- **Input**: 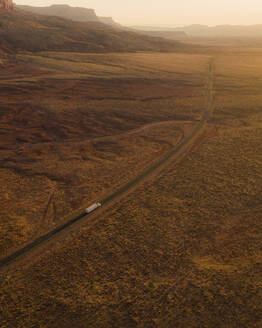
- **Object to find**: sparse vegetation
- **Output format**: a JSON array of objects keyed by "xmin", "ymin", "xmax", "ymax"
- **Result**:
[
  {"xmin": 0, "ymin": 51, "xmax": 208, "ymax": 254},
  {"xmin": 1, "ymin": 24, "xmax": 262, "ymax": 328}
]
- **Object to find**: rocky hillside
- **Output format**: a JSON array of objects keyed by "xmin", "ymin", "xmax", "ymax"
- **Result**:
[
  {"xmin": 0, "ymin": 0, "xmax": 13, "ymax": 10},
  {"xmin": 15, "ymin": 4, "xmax": 188, "ymax": 41},
  {"xmin": 99, "ymin": 16, "xmax": 121, "ymax": 26},
  {"xmin": 17, "ymin": 4, "xmax": 122, "ymax": 27},
  {"xmin": 0, "ymin": 10, "xmax": 184, "ymax": 53},
  {"xmin": 16, "ymin": 4, "xmax": 99, "ymax": 22}
]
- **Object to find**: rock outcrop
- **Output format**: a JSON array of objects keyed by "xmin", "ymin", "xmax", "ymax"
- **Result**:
[
  {"xmin": 16, "ymin": 4, "xmax": 99, "ymax": 22},
  {"xmin": 99, "ymin": 16, "xmax": 120, "ymax": 27},
  {"xmin": 0, "ymin": 0, "xmax": 13, "ymax": 10}
]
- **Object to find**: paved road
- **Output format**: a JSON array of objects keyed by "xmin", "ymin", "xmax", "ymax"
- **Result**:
[{"xmin": 0, "ymin": 59, "xmax": 214, "ymax": 270}]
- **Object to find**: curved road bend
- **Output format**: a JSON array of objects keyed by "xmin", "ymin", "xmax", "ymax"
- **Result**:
[{"xmin": 0, "ymin": 59, "xmax": 214, "ymax": 270}]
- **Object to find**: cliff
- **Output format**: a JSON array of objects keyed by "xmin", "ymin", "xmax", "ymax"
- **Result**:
[
  {"xmin": 0, "ymin": 0, "xmax": 13, "ymax": 10},
  {"xmin": 99, "ymin": 16, "xmax": 120, "ymax": 27},
  {"xmin": 16, "ymin": 4, "xmax": 99, "ymax": 22}
]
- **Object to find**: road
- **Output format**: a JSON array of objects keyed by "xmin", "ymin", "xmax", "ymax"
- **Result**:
[{"xmin": 0, "ymin": 58, "xmax": 214, "ymax": 270}]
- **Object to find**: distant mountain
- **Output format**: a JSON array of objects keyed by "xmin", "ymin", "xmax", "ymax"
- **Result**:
[
  {"xmin": 175, "ymin": 24, "xmax": 262, "ymax": 37},
  {"xmin": 97, "ymin": 18, "xmax": 188, "ymax": 41},
  {"xmin": 132, "ymin": 23, "xmax": 262, "ymax": 38},
  {"xmin": 0, "ymin": 9, "xmax": 184, "ymax": 53},
  {"xmin": 131, "ymin": 25, "xmax": 186, "ymax": 32},
  {"xmin": 16, "ymin": 4, "xmax": 99, "ymax": 22},
  {"xmin": 15, "ymin": 4, "xmax": 188, "ymax": 41},
  {"xmin": 133, "ymin": 30, "xmax": 187, "ymax": 41},
  {"xmin": 126, "ymin": 26, "xmax": 187, "ymax": 41}
]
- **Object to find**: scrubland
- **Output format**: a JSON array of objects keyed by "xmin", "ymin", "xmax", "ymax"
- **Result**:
[
  {"xmin": 0, "ymin": 52, "xmax": 207, "ymax": 255},
  {"xmin": 1, "ymin": 43, "xmax": 262, "ymax": 327}
]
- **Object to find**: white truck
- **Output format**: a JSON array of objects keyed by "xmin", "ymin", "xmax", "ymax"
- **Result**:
[{"xmin": 85, "ymin": 203, "xmax": 102, "ymax": 214}]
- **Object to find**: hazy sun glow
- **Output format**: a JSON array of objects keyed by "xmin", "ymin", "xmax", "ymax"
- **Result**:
[{"xmin": 14, "ymin": 0, "xmax": 262, "ymax": 26}]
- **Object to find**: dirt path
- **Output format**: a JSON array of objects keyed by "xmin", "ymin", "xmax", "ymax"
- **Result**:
[{"xmin": 0, "ymin": 58, "xmax": 214, "ymax": 272}]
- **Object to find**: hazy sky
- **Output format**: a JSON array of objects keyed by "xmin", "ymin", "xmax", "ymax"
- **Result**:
[{"xmin": 14, "ymin": 0, "xmax": 262, "ymax": 26}]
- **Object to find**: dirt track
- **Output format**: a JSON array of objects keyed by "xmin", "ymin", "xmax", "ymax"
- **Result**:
[
  {"xmin": 1, "ymin": 118, "xmax": 194, "ymax": 152},
  {"xmin": 0, "ymin": 58, "xmax": 214, "ymax": 272}
]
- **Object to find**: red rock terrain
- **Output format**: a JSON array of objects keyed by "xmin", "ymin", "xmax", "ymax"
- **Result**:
[{"xmin": 0, "ymin": 0, "xmax": 13, "ymax": 10}]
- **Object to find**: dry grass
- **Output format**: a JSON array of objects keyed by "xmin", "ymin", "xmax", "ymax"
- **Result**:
[
  {"xmin": 0, "ymin": 51, "xmax": 208, "ymax": 254},
  {"xmin": 1, "ymin": 114, "xmax": 262, "ymax": 327},
  {"xmin": 16, "ymin": 52, "xmax": 208, "ymax": 79},
  {"xmin": 1, "ymin": 42, "xmax": 262, "ymax": 327}
]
